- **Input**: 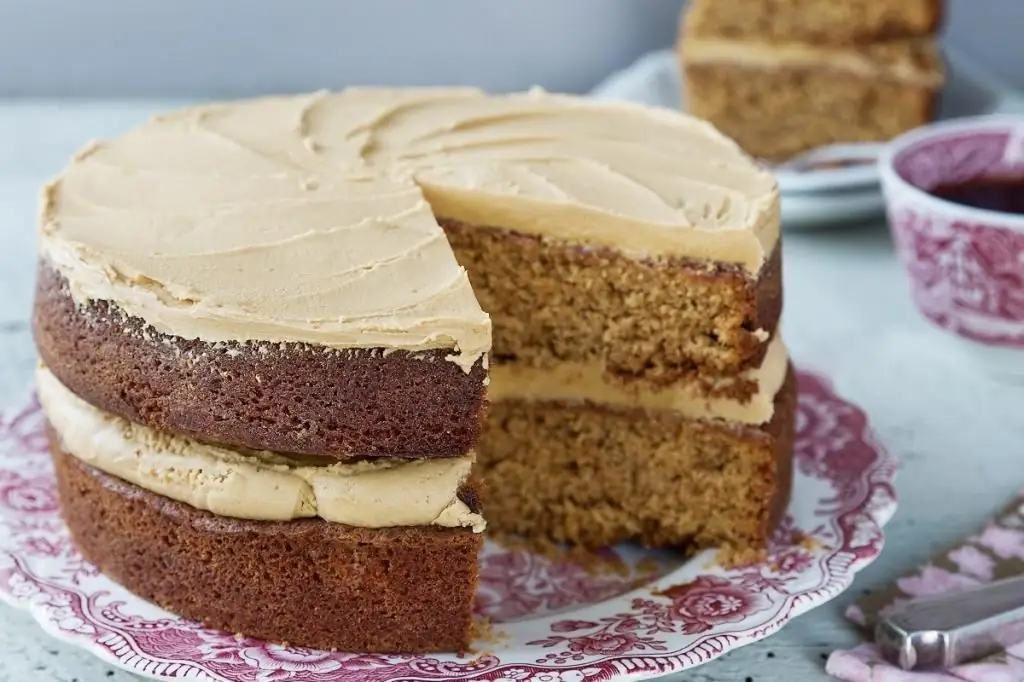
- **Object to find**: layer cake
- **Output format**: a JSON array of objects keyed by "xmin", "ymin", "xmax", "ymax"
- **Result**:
[{"xmin": 34, "ymin": 88, "xmax": 793, "ymax": 652}]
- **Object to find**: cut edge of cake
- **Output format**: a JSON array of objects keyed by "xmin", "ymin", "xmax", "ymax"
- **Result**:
[
  {"xmin": 479, "ymin": 364, "xmax": 796, "ymax": 557},
  {"xmin": 440, "ymin": 218, "xmax": 782, "ymax": 382}
]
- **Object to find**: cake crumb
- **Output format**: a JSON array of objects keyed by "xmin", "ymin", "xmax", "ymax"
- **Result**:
[
  {"xmin": 469, "ymin": 616, "xmax": 509, "ymax": 655},
  {"xmin": 635, "ymin": 556, "xmax": 661, "ymax": 576},
  {"xmin": 703, "ymin": 545, "xmax": 768, "ymax": 571},
  {"xmin": 797, "ymin": 532, "xmax": 823, "ymax": 552},
  {"xmin": 471, "ymin": 617, "xmax": 495, "ymax": 645}
]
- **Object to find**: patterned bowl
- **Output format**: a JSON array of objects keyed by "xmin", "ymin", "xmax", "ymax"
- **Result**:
[{"xmin": 879, "ymin": 116, "xmax": 1024, "ymax": 371}]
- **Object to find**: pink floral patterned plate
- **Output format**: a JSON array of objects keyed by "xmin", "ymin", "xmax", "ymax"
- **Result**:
[{"xmin": 0, "ymin": 369, "xmax": 896, "ymax": 682}]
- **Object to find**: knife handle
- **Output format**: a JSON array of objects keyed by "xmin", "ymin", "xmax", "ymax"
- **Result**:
[{"xmin": 875, "ymin": 575, "xmax": 1024, "ymax": 670}]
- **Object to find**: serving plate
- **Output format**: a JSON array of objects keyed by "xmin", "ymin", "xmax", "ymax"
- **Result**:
[{"xmin": 0, "ymin": 369, "xmax": 895, "ymax": 681}]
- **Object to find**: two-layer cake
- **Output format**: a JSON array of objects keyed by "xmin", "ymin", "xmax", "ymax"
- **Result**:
[{"xmin": 34, "ymin": 88, "xmax": 793, "ymax": 653}]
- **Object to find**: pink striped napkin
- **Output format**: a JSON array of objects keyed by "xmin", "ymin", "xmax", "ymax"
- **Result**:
[{"xmin": 827, "ymin": 489, "xmax": 1024, "ymax": 681}]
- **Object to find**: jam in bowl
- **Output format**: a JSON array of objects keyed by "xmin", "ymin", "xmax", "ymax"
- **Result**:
[{"xmin": 879, "ymin": 115, "xmax": 1024, "ymax": 355}]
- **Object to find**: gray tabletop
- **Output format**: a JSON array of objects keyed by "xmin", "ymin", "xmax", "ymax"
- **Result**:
[{"xmin": 1, "ymin": 101, "xmax": 1022, "ymax": 682}]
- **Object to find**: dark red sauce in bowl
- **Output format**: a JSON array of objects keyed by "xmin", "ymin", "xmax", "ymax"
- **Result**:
[{"xmin": 931, "ymin": 175, "xmax": 1024, "ymax": 215}]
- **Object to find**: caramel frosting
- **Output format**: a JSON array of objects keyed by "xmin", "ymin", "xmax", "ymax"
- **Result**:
[
  {"xmin": 37, "ymin": 366, "xmax": 485, "ymax": 532},
  {"xmin": 40, "ymin": 88, "xmax": 779, "ymax": 367},
  {"xmin": 489, "ymin": 334, "xmax": 789, "ymax": 424},
  {"xmin": 682, "ymin": 37, "xmax": 944, "ymax": 88}
]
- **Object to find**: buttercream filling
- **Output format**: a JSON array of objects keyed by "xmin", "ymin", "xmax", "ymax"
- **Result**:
[
  {"xmin": 40, "ymin": 88, "xmax": 779, "ymax": 370},
  {"xmin": 488, "ymin": 334, "xmax": 788, "ymax": 425},
  {"xmin": 682, "ymin": 37, "xmax": 944, "ymax": 88},
  {"xmin": 36, "ymin": 367, "xmax": 485, "ymax": 532}
]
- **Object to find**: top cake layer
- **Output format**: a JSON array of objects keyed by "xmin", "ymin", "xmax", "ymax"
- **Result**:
[
  {"xmin": 685, "ymin": 0, "xmax": 943, "ymax": 45},
  {"xmin": 40, "ymin": 89, "xmax": 778, "ymax": 367}
]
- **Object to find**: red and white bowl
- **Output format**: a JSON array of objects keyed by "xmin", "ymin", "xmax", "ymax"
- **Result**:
[{"xmin": 879, "ymin": 115, "xmax": 1024, "ymax": 371}]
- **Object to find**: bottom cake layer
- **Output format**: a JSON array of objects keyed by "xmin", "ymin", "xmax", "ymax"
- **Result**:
[
  {"xmin": 50, "ymin": 438, "xmax": 482, "ymax": 653},
  {"xmin": 479, "ymin": 367, "xmax": 796, "ymax": 557},
  {"xmin": 682, "ymin": 56, "xmax": 938, "ymax": 162}
]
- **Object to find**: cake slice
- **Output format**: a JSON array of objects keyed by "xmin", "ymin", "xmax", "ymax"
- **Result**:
[{"xmin": 679, "ymin": 0, "xmax": 945, "ymax": 162}]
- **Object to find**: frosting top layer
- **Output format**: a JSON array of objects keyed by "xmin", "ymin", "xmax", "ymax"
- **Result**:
[{"xmin": 41, "ymin": 89, "xmax": 779, "ymax": 362}]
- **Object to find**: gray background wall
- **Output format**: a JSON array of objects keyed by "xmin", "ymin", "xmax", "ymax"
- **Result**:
[{"xmin": 0, "ymin": 0, "xmax": 1020, "ymax": 98}]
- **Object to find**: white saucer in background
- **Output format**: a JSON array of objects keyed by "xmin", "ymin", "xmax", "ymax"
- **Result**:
[
  {"xmin": 782, "ymin": 187, "xmax": 887, "ymax": 230},
  {"xmin": 591, "ymin": 46, "xmax": 1024, "ymax": 229}
]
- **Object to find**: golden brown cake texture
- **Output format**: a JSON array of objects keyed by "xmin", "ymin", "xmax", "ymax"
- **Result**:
[
  {"xmin": 685, "ymin": 0, "xmax": 943, "ymax": 44},
  {"xmin": 442, "ymin": 214, "xmax": 793, "ymax": 552},
  {"xmin": 34, "ymin": 87, "xmax": 793, "ymax": 652},
  {"xmin": 679, "ymin": 0, "xmax": 945, "ymax": 161},
  {"xmin": 37, "ymin": 362, "xmax": 485, "ymax": 652},
  {"xmin": 444, "ymin": 220, "xmax": 782, "ymax": 381},
  {"xmin": 452, "ymin": 229, "xmax": 793, "ymax": 553},
  {"xmin": 480, "ymin": 366, "xmax": 795, "ymax": 553},
  {"xmin": 52, "ymin": 444, "xmax": 482, "ymax": 653},
  {"xmin": 33, "ymin": 263, "xmax": 487, "ymax": 460}
]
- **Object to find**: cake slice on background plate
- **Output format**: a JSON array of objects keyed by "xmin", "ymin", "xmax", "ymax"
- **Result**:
[{"xmin": 679, "ymin": 0, "xmax": 946, "ymax": 161}]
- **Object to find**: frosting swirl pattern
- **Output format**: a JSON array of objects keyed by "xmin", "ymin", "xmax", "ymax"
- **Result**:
[{"xmin": 40, "ymin": 89, "xmax": 779, "ymax": 368}]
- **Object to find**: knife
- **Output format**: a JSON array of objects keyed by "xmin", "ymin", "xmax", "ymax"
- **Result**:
[{"xmin": 875, "ymin": 575, "xmax": 1024, "ymax": 670}]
